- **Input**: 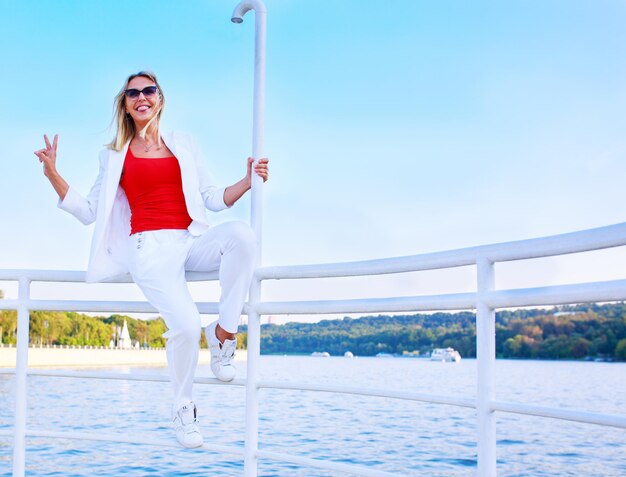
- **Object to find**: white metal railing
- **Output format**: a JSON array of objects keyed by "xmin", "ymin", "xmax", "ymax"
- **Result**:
[{"xmin": 2, "ymin": 221, "xmax": 626, "ymax": 477}]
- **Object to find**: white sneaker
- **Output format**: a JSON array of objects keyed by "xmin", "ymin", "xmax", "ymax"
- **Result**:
[
  {"xmin": 172, "ymin": 402, "xmax": 203, "ymax": 448},
  {"xmin": 205, "ymin": 320, "xmax": 237, "ymax": 382}
]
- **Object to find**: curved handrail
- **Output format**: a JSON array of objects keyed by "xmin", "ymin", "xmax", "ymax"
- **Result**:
[
  {"xmin": 257, "ymin": 221, "xmax": 626, "ymax": 280},
  {"xmin": 2, "ymin": 221, "xmax": 625, "ymax": 284},
  {"xmin": 0, "ymin": 269, "xmax": 218, "ymax": 282}
]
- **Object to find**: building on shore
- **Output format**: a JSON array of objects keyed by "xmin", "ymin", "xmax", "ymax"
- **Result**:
[{"xmin": 109, "ymin": 320, "xmax": 133, "ymax": 349}]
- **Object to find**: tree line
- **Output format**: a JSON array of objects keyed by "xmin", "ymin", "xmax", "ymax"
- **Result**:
[
  {"xmin": 247, "ymin": 303, "xmax": 626, "ymax": 360},
  {"xmin": 1, "ymin": 303, "xmax": 625, "ymax": 360},
  {"xmin": 0, "ymin": 311, "xmax": 169, "ymax": 348}
]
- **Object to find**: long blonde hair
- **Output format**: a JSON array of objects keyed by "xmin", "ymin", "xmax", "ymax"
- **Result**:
[{"xmin": 108, "ymin": 71, "xmax": 165, "ymax": 151}]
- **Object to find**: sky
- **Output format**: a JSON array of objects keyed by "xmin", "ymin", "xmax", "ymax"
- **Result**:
[{"xmin": 1, "ymin": 0, "xmax": 626, "ymax": 324}]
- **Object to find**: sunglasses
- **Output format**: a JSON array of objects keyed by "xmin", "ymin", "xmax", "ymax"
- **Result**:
[{"xmin": 124, "ymin": 86, "xmax": 159, "ymax": 99}]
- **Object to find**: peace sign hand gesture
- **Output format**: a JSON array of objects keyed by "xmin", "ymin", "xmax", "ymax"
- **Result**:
[
  {"xmin": 34, "ymin": 133, "xmax": 69, "ymax": 200},
  {"xmin": 34, "ymin": 134, "xmax": 59, "ymax": 179}
]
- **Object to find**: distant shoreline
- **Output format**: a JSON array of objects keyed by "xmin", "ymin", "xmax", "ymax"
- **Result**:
[
  {"xmin": 264, "ymin": 353, "xmax": 619, "ymax": 362},
  {"xmin": 0, "ymin": 345, "xmax": 247, "ymax": 367},
  {"xmin": 0, "ymin": 346, "xmax": 619, "ymax": 368}
]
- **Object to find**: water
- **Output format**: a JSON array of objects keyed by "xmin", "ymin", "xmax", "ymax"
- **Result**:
[{"xmin": 1, "ymin": 357, "xmax": 625, "ymax": 476}]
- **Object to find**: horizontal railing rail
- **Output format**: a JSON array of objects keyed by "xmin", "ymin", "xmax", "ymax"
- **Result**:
[
  {"xmin": 491, "ymin": 400, "xmax": 626, "ymax": 429},
  {"xmin": 2, "ymin": 221, "xmax": 626, "ymax": 476},
  {"xmin": 2, "ymin": 368, "xmax": 623, "ymax": 431},
  {"xmin": 256, "ymin": 222, "xmax": 626, "ymax": 280},
  {"xmin": 0, "ymin": 428, "xmax": 245, "ymax": 456},
  {"xmin": 0, "ymin": 298, "xmax": 225, "ymax": 314},
  {"xmin": 0, "ymin": 270, "xmax": 219, "ymax": 283},
  {"xmin": 2, "ymin": 279, "xmax": 626, "ymax": 316},
  {"xmin": 3, "ymin": 222, "xmax": 625, "ymax": 285}
]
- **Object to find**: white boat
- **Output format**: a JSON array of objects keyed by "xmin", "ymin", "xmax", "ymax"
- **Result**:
[
  {"xmin": 430, "ymin": 347, "xmax": 462, "ymax": 362},
  {"xmin": 311, "ymin": 351, "xmax": 330, "ymax": 357}
]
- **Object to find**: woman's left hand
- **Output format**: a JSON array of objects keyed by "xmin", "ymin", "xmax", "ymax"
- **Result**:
[
  {"xmin": 247, "ymin": 157, "xmax": 269, "ymax": 184},
  {"xmin": 224, "ymin": 157, "xmax": 270, "ymax": 207}
]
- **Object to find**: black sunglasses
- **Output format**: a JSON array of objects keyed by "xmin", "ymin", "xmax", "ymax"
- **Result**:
[{"xmin": 124, "ymin": 86, "xmax": 159, "ymax": 99}]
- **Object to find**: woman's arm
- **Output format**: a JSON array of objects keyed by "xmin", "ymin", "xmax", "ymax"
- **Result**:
[
  {"xmin": 223, "ymin": 157, "xmax": 269, "ymax": 207},
  {"xmin": 34, "ymin": 134, "xmax": 103, "ymax": 225},
  {"xmin": 34, "ymin": 134, "xmax": 69, "ymax": 200},
  {"xmin": 192, "ymin": 133, "xmax": 269, "ymax": 211}
]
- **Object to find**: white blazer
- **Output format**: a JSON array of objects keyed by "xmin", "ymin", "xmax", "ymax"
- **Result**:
[{"xmin": 59, "ymin": 131, "xmax": 229, "ymax": 283}]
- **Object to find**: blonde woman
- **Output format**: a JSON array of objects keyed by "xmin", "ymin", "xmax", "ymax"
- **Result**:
[{"xmin": 34, "ymin": 71, "xmax": 269, "ymax": 448}]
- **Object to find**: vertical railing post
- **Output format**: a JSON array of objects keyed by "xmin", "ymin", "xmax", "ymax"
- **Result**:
[
  {"xmin": 231, "ymin": 2, "xmax": 267, "ymax": 476},
  {"xmin": 12, "ymin": 276, "xmax": 31, "ymax": 477},
  {"xmin": 476, "ymin": 257, "xmax": 496, "ymax": 477}
]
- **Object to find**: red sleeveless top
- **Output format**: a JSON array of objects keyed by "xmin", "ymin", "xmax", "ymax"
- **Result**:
[{"xmin": 119, "ymin": 147, "xmax": 192, "ymax": 235}]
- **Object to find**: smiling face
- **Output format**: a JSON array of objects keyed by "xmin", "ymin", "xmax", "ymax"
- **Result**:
[{"xmin": 124, "ymin": 75, "xmax": 162, "ymax": 128}]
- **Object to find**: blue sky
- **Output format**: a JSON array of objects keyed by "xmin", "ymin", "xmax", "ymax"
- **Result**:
[{"xmin": 1, "ymin": 0, "xmax": 626, "ymax": 322}]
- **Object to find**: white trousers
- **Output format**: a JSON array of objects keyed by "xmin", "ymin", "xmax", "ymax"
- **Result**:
[{"xmin": 126, "ymin": 221, "xmax": 256, "ymax": 412}]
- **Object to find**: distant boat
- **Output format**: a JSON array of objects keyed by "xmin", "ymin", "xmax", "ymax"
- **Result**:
[
  {"xmin": 311, "ymin": 351, "xmax": 330, "ymax": 357},
  {"xmin": 344, "ymin": 351, "xmax": 354, "ymax": 358},
  {"xmin": 375, "ymin": 352, "xmax": 394, "ymax": 358},
  {"xmin": 430, "ymin": 348, "xmax": 461, "ymax": 363}
]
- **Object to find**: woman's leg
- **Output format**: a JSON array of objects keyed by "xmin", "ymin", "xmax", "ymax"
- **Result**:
[
  {"xmin": 127, "ymin": 230, "xmax": 201, "ymax": 413},
  {"xmin": 185, "ymin": 221, "xmax": 256, "ymax": 380},
  {"xmin": 185, "ymin": 221, "xmax": 256, "ymax": 333}
]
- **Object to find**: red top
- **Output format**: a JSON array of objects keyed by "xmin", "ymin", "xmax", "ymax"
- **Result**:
[{"xmin": 119, "ymin": 147, "xmax": 192, "ymax": 235}]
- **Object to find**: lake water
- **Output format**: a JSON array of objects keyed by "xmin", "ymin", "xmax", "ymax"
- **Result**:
[{"xmin": 1, "ymin": 357, "xmax": 625, "ymax": 476}]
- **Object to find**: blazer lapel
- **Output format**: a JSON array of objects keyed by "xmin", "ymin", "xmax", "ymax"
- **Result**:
[
  {"xmin": 162, "ymin": 131, "xmax": 200, "ymax": 212},
  {"xmin": 100, "ymin": 133, "xmax": 205, "ymax": 233},
  {"xmin": 102, "ymin": 144, "xmax": 128, "ymax": 223},
  {"xmin": 162, "ymin": 131, "xmax": 177, "ymax": 156}
]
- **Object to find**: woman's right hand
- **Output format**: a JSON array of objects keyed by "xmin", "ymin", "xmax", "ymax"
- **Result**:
[
  {"xmin": 34, "ymin": 134, "xmax": 59, "ymax": 178},
  {"xmin": 34, "ymin": 133, "xmax": 69, "ymax": 200}
]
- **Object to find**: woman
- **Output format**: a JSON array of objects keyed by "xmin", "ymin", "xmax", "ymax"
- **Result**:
[{"xmin": 34, "ymin": 71, "xmax": 269, "ymax": 448}]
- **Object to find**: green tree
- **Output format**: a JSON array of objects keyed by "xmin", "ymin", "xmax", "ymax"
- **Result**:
[
  {"xmin": 615, "ymin": 339, "xmax": 626, "ymax": 361},
  {"xmin": 571, "ymin": 337, "xmax": 591, "ymax": 359},
  {"xmin": 0, "ymin": 311, "xmax": 17, "ymax": 344}
]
